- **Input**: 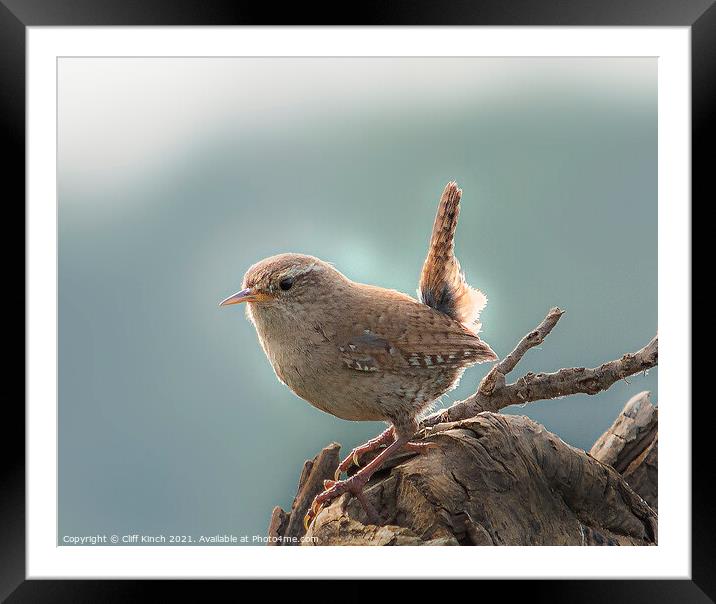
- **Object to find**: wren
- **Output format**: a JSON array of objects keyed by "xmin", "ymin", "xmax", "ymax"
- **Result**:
[{"xmin": 220, "ymin": 182, "xmax": 497, "ymax": 528}]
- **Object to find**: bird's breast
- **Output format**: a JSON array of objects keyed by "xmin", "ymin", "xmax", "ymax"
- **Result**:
[
  {"xmin": 251, "ymin": 315, "xmax": 386, "ymax": 420},
  {"xmin": 253, "ymin": 317, "xmax": 330, "ymax": 394}
]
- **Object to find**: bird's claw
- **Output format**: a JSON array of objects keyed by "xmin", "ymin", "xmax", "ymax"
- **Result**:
[
  {"xmin": 334, "ymin": 428, "xmax": 396, "ymax": 481},
  {"xmin": 303, "ymin": 480, "xmax": 341, "ymax": 532},
  {"xmin": 311, "ymin": 497, "xmax": 324, "ymax": 516},
  {"xmin": 303, "ymin": 499, "xmax": 325, "ymax": 532},
  {"xmin": 303, "ymin": 473, "xmax": 371, "ymax": 532},
  {"xmin": 334, "ymin": 448, "xmax": 362, "ymax": 481}
]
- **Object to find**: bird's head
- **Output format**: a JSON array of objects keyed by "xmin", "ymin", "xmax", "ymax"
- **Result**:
[{"xmin": 219, "ymin": 253, "xmax": 345, "ymax": 321}]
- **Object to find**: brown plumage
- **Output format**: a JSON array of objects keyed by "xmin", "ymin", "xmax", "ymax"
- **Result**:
[
  {"xmin": 419, "ymin": 181, "xmax": 487, "ymax": 331},
  {"xmin": 220, "ymin": 181, "xmax": 497, "ymax": 527}
]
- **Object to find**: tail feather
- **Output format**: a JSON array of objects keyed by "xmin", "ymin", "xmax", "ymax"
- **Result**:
[{"xmin": 418, "ymin": 181, "xmax": 487, "ymax": 331}]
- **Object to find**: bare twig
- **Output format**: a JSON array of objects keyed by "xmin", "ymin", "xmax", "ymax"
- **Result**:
[
  {"xmin": 421, "ymin": 308, "xmax": 657, "ymax": 429},
  {"xmin": 477, "ymin": 307, "xmax": 564, "ymax": 396}
]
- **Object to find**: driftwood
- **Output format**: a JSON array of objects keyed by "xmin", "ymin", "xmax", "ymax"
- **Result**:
[
  {"xmin": 267, "ymin": 443, "xmax": 340, "ymax": 545},
  {"xmin": 267, "ymin": 308, "xmax": 659, "ymax": 546},
  {"xmin": 590, "ymin": 391, "xmax": 658, "ymax": 511}
]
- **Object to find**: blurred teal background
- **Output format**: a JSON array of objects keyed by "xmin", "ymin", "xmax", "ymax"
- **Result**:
[{"xmin": 58, "ymin": 58, "xmax": 657, "ymax": 544}]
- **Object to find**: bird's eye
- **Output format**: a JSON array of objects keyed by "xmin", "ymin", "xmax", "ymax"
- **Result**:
[{"xmin": 279, "ymin": 277, "xmax": 294, "ymax": 291}]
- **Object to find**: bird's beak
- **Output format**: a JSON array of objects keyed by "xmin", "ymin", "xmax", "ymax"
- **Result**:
[{"xmin": 219, "ymin": 287, "xmax": 268, "ymax": 307}]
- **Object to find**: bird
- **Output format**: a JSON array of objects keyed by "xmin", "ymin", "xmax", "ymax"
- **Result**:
[{"xmin": 220, "ymin": 181, "xmax": 498, "ymax": 528}]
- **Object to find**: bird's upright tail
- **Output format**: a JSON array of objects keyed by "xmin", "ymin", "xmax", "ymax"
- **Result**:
[{"xmin": 418, "ymin": 181, "xmax": 487, "ymax": 332}]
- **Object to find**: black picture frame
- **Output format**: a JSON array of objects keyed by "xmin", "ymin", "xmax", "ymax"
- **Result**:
[{"xmin": 4, "ymin": 0, "xmax": 706, "ymax": 599}]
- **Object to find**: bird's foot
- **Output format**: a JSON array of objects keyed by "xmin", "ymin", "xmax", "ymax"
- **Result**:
[
  {"xmin": 304, "ymin": 472, "xmax": 379, "ymax": 530},
  {"xmin": 334, "ymin": 426, "xmax": 395, "ymax": 480},
  {"xmin": 305, "ymin": 432, "xmax": 414, "ymax": 531}
]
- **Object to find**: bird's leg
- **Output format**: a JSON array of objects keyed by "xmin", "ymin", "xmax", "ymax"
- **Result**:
[
  {"xmin": 332, "ymin": 427, "xmax": 436, "ymax": 481},
  {"xmin": 305, "ymin": 432, "xmax": 412, "ymax": 529},
  {"xmin": 334, "ymin": 426, "xmax": 395, "ymax": 480}
]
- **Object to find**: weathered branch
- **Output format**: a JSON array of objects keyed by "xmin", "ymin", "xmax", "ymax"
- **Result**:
[
  {"xmin": 478, "ymin": 306, "xmax": 565, "ymax": 396},
  {"xmin": 421, "ymin": 308, "xmax": 657, "ymax": 428}
]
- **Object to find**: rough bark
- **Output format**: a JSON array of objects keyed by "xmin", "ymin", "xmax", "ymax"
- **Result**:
[
  {"xmin": 267, "ymin": 308, "xmax": 659, "ymax": 546},
  {"xmin": 590, "ymin": 391, "xmax": 658, "ymax": 510},
  {"xmin": 622, "ymin": 437, "xmax": 658, "ymax": 512},
  {"xmin": 267, "ymin": 442, "xmax": 340, "ymax": 545}
]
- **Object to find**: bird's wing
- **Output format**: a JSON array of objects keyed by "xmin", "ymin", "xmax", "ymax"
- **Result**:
[
  {"xmin": 338, "ymin": 333, "xmax": 395, "ymax": 373},
  {"xmin": 418, "ymin": 181, "xmax": 487, "ymax": 332},
  {"xmin": 338, "ymin": 325, "xmax": 497, "ymax": 374}
]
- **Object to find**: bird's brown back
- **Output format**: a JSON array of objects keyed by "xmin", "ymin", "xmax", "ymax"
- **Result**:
[{"xmin": 333, "ymin": 283, "xmax": 497, "ymax": 376}]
